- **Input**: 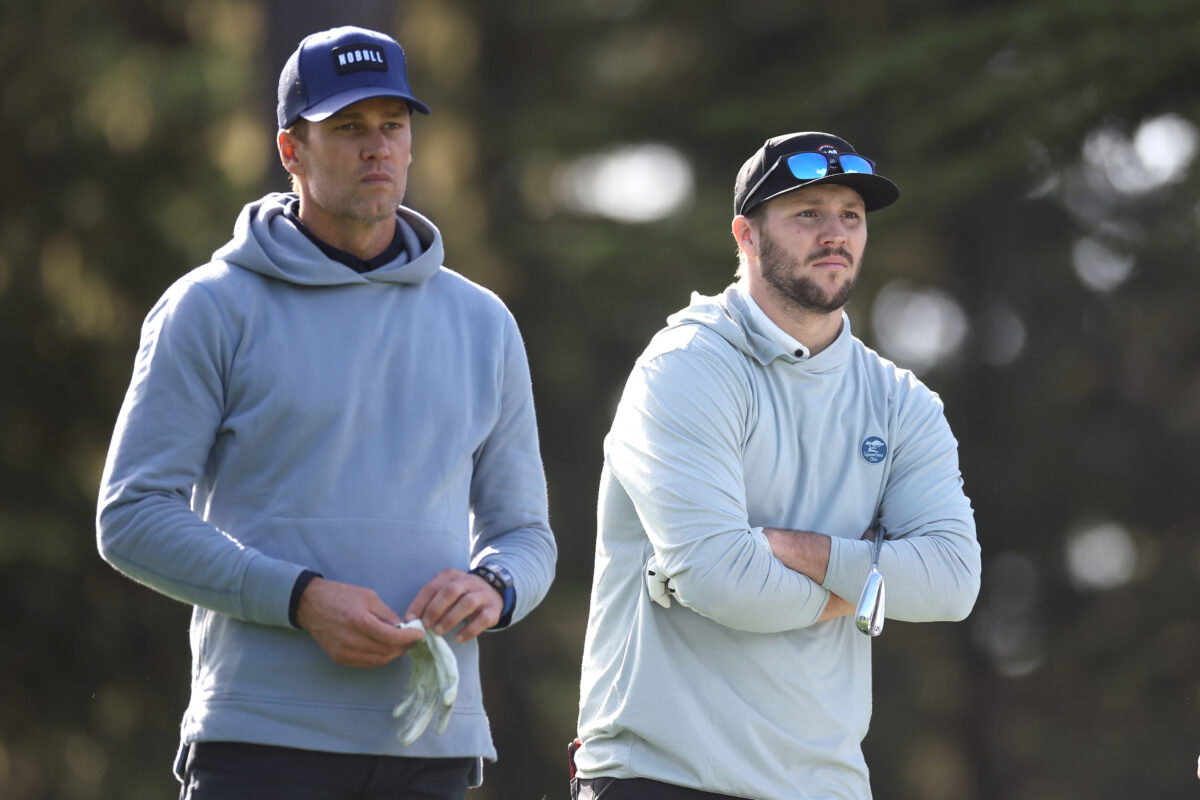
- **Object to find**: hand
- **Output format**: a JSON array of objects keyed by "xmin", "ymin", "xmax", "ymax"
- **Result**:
[
  {"xmin": 296, "ymin": 577, "xmax": 423, "ymax": 668},
  {"xmin": 404, "ymin": 569, "xmax": 502, "ymax": 643},
  {"xmin": 392, "ymin": 619, "xmax": 459, "ymax": 745},
  {"xmin": 645, "ymin": 554, "xmax": 675, "ymax": 608}
]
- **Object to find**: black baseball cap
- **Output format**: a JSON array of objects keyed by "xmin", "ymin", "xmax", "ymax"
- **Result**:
[
  {"xmin": 277, "ymin": 26, "xmax": 430, "ymax": 130},
  {"xmin": 734, "ymin": 132, "xmax": 899, "ymax": 216}
]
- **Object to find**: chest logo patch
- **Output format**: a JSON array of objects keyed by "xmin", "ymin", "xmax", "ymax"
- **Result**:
[{"xmin": 861, "ymin": 436, "xmax": 887, "ymax": 464}]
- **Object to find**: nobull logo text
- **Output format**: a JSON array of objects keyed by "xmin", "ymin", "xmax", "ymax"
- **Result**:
[{"xmin": 331, "ymin": 44, "xmax": 388, "ymax": 75}]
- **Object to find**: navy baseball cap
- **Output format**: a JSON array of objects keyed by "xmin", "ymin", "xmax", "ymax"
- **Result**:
[
  {"xmin": 277, "ymin": 26, "xmax": 430, "ymax": 130},
  {"xmin": 734, "ymin": 132, "xmax": 899, "ymax": 216}
]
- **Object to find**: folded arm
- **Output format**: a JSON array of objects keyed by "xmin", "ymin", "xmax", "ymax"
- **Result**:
[
  {"xmin": 608, "ymin": 344, "xmax": 833, "ymax": 632},
  {"xmin": 821, "ymin": 395, "xmax": 980, "ymax": 623},
  {"xmin": 763, "ymin": 527, "xmax": 863, "ymax": 622}
]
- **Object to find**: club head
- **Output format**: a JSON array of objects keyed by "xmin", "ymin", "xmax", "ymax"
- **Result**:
[{"xmin": 855, "ymin": 567, "xmax": 886, "ymax": 637}]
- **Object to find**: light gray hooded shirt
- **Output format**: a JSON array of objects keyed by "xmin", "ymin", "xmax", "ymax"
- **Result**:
[
  {"xmin": 576, "ymin": 283, "xmax": 979, "ymax": 799},
  {"xmin": 97, "ymin": 193, "xmax": 556, "ymax": 774}
]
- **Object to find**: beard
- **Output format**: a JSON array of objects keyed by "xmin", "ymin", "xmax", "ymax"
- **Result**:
[
  {"xmin": 758, "ymin": 227, "xmax": 860, "ymax": 314},
  {"xmin": 305, "ymin": 171, "xmax": 407, "ymax": 227}
]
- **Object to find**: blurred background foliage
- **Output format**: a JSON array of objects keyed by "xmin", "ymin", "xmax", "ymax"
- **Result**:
[{"xmin": 2, "ymin": 0, "xmax": 1198, "ymax": 798}]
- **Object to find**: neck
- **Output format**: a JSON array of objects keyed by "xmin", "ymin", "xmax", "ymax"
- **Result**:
[
  {"xmin": 746, "ymin": 278, "xmax": 844, "ymax": 356},
  {"xmin": 296, "ymin": 200, "xmax": 396, "ymax": 261}
]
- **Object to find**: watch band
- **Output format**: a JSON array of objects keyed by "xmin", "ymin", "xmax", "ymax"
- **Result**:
[{"xmin": 470, "ymin": 563, "xmax": 513, "ymax": 595}]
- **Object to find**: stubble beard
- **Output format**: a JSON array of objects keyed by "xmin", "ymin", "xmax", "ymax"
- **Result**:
[
  {"xmin": 309, "ymin": 174, "xmax": 405, "ymax": 227},
  {"xmin": 340, "ymin": 188, "xmax": 403, "ymax": 225},
  {"xmin": 758, "ymin": 227, "xmax": 860, "ymax": 315}
]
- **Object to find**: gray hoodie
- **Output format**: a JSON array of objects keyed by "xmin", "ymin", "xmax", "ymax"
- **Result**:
[
  {"xmin": 576, "ymin": 283, "xmax": 978, "ymax": 799},
  {"xmin": 97, "ymin": 193, "xmax": 556, "ymax": 773}
]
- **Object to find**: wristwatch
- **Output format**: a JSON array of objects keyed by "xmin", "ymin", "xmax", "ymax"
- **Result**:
[{"xmin": 470, "ymin": 563, "xmax": 514, "ymax": 596}]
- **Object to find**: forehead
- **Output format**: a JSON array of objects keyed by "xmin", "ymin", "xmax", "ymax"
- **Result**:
[
  {"xmin": 769, "ymin": 183, "xmax": 866, "ymax": 212},
  {"xmin": 328, "ymin": 96, "xmax": 411, "ymax": 119}
]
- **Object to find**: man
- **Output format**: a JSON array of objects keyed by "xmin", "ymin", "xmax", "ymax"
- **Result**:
[
  {"xmin": 96, "ymin": 26, "xmax": 556, "ymax": 800},
  {"xmin": 573, "ymin": 132, "xmax": 980, "ymax": 799}
]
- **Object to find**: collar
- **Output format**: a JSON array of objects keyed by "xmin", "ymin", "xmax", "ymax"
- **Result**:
[
  {"xmin": 733, "ymin": 281, "xmax": 811, "ymax": 359},
  {"xmin": 285, "ymin": 200, "xmax": 408, "ymax": 273}
]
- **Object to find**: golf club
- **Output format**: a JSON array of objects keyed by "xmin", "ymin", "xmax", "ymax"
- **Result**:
[{"xmin": 855, "ymin": 526, "xmax": 886, "ymax": 637}]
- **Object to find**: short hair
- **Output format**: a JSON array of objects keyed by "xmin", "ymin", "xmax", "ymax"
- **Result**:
[
  {"xmin": 287, "ymin": 119, "xmax": 309, "ymax": 143},
  {"xmin": 284, "ymin": 120, "xmax": 309, "ymax": 193},
  {"xmin": 735, "ymin": 203, "xmax": 767, "ymax": 278}
]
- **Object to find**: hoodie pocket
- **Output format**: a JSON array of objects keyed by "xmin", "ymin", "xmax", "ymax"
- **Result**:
[
  {"xmin": 191, "ymin": 517, "xmax": 475, "ymax": 709},
  {"xmin": 263, "ymin": 516, "xmax": 469, "ymax": 609}
]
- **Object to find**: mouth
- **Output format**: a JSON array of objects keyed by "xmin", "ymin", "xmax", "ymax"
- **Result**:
[
  {"xmin": 807, "ymin": 248, "xmax": 853, "ymax": 270},
  {"xmin": 361, "ymin": 172, "xmax": 394, "ymax": 185}
]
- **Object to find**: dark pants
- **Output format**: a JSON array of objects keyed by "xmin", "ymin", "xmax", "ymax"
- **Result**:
[
  {"xmin": 572, "ymin": 776, "xmax": 746, "ymax": 800},
  {"xmin": 178, "ymin": 741, "xmax": 475, "ymax": 800},
  {"xmin": 567, "ymin": 740, "xmax": 743, "ymax": 800}
]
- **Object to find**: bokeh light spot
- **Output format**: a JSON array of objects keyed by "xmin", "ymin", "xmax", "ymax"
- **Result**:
[
  {"xmin": 1072, "ymin": 236, "xmax": 1134, "ymax": 293},
  {"xmin": 1065, "ymin": 521, "xmax": 1137, "ymax": 591},
  {"xmin": 870, "ymin": 281, "xmax": 968, "ymax": 372},
  {"xmin": 556, "ymin": 144, "xmax": 694, "ymax": 223}
]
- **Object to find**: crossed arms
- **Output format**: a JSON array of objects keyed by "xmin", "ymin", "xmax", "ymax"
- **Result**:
[
  {"xmin": 608, "ymin": 340, "xmax": 980, "ymax": 632},
  {"xmin": 761, "ymin": 527, "xmax": 857, "ymax": 623}
]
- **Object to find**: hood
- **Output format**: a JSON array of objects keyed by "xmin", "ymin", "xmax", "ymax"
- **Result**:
[
  {"xmin": 210, "ymin": 192, "xmax": 444, "ymax": 286},
  {"xmin": 665, "ymin": 283, "xmax": 853, "ymax": 371}
]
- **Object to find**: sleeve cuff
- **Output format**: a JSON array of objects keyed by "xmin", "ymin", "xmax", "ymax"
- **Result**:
[
  {"xmin": 288, "ymin": 569, "xmax": 323, "ymax": 629},
  {"xmin": 495, "ymin": 585, "xmax": 516, "ymax": 629}
]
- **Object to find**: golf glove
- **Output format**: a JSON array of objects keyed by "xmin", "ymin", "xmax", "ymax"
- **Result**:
[
  {"xmin": 645, "ymin": 554, "xmax": 676, "ymax": 608},
  {"xmin": 392, "ymin": 619, "xmax": 459, "ymax": 745}
]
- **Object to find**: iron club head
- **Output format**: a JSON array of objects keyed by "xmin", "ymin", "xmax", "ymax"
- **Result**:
[
  {"xmin": 855, "ymin": 567, "xmax": 886, "ymax": 636},
  {"xmin": 855, "ymin": 527, "xmax": 887, "ymax": 637}
]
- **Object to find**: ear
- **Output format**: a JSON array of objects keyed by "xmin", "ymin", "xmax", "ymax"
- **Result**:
[
  {"xmin": 278, "ymin": 130, "xmax": 304, "ymax": 175},
  {"xmin": 732, "ymin": 215, "xmax": 757, "ymax": 261}
]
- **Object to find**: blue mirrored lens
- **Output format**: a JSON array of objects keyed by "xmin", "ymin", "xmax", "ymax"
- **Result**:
[
  {"xmin": 786, "ymin": 152, "xmax": 829, "ymax": 180},
  {"xmin": 838, "ymin": 154, "xmax": 874, "ymax": 174}
]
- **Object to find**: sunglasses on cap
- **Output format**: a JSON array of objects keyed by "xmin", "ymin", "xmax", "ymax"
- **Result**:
[{"xmin": 740, "ymin": 150, "xmax": 877, "ymax": 214}]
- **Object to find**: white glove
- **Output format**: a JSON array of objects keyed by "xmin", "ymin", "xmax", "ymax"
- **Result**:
[
  {"xmin": 392, "ymin": 620, "xmax": 459, "ymax": 745},
  {"xmin": 645, "ymin": 555, "xmax": 676, "ymax": 608}
]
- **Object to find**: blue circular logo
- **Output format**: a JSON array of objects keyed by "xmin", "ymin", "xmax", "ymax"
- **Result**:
[{"xmin": 861, "ymin": 436, "xmax": 887, "ymax": 464}]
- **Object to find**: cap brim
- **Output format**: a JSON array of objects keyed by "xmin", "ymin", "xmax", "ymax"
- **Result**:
[
  {"xmin": 752, "ymin": 172, "xmax": 899, "ymax": 214},
  {"xmin": 300, "ymin": 86, "xmax": 431, "ymax": 121}
]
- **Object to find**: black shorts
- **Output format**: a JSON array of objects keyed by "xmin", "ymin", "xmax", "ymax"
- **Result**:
[
  {"xmin": 572, "ymin": 776, "xmax": 746, "ymax": 800},
  {"xmin": 178, "ymin": 741, "xmax": 475, "ymax": 800}
]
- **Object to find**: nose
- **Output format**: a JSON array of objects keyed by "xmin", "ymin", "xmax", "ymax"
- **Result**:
[
  {"xmin": 362, "ymin": 128, "xmax": 391, "ymax": 161},
  {"xmin": 819, "ymin": 216, "xmax": 849, "ymax": 245}
]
